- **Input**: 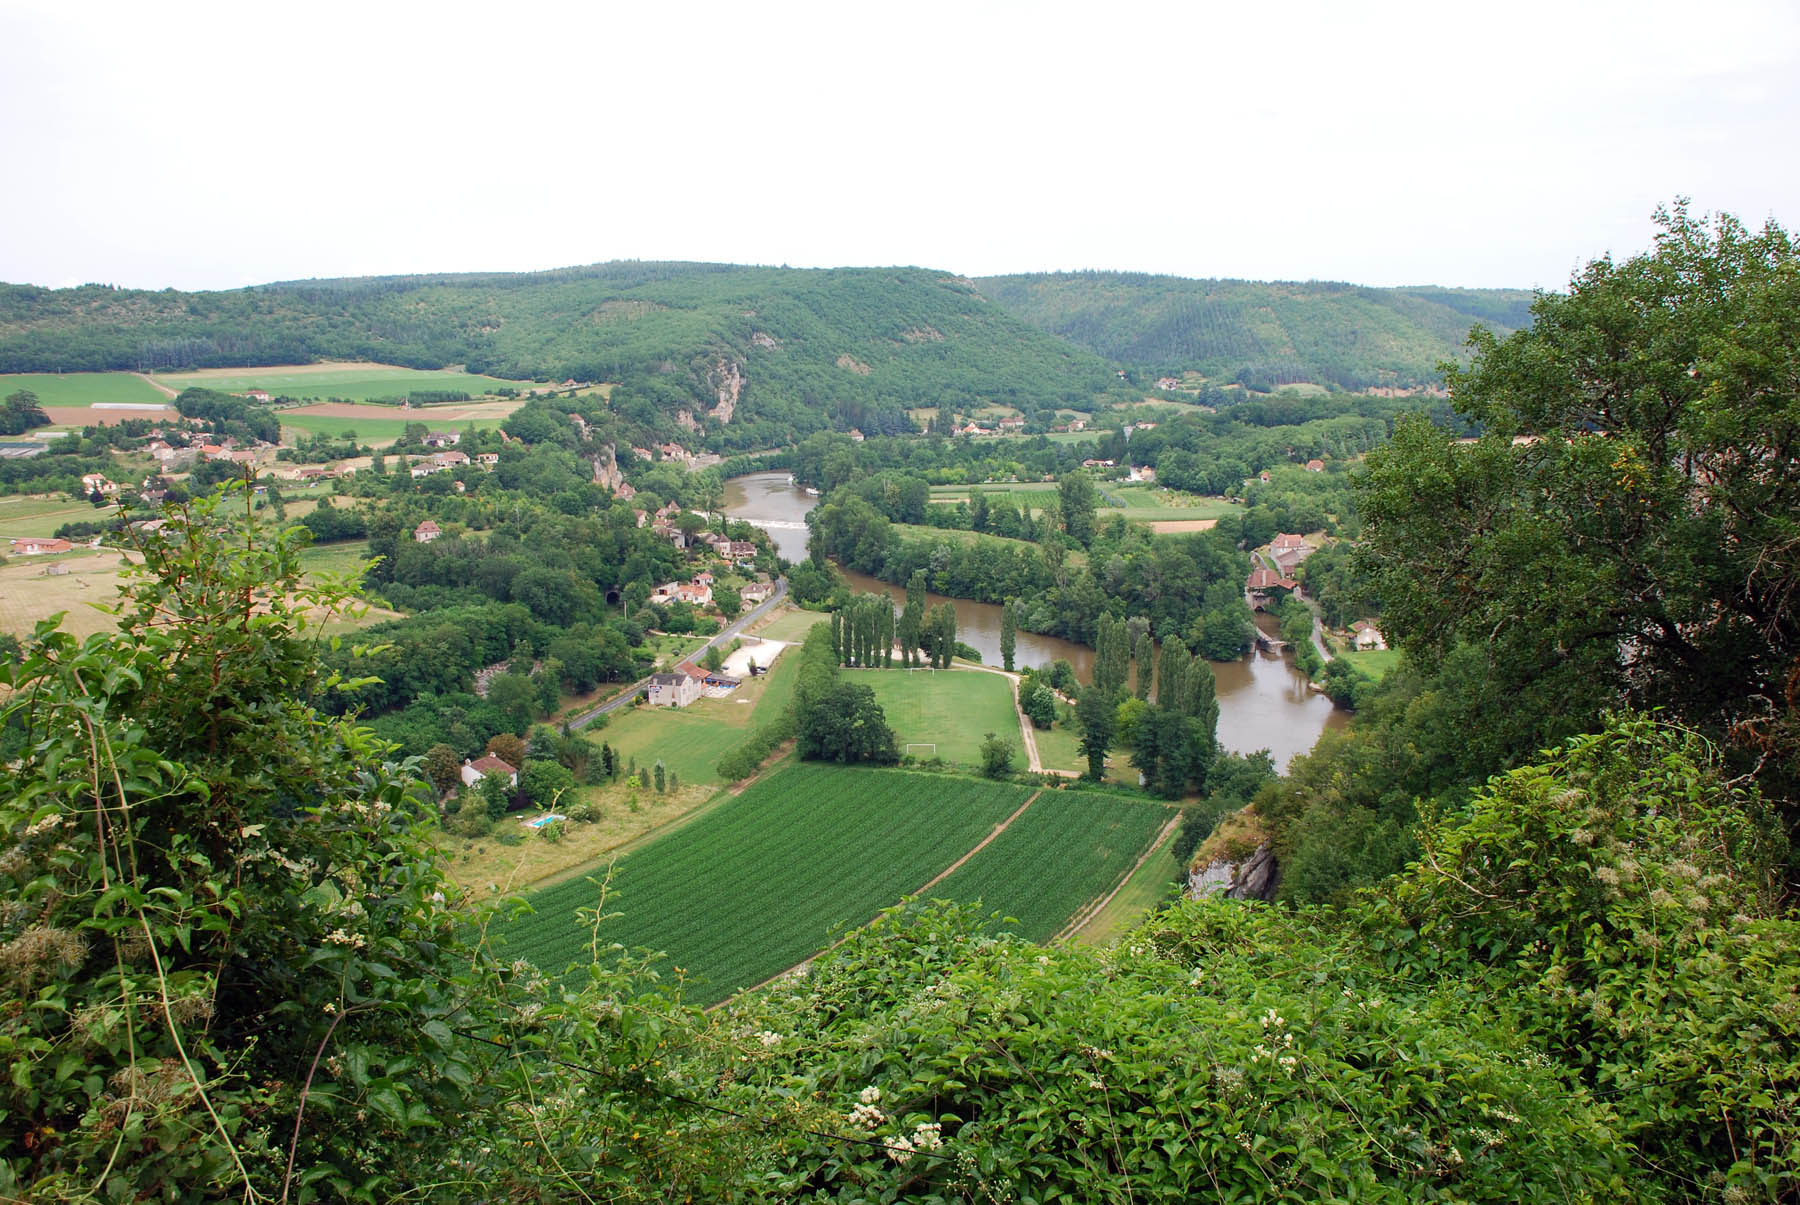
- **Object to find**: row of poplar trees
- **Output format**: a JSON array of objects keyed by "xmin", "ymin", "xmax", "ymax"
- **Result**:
[{"xmin": 830, "ymin": 571, "xmax": 959, "ymax": 669}]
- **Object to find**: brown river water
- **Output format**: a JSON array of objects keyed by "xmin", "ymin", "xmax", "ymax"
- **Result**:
[{"xmin": 723, "ymin": 472, "xmax": 1345, "ymax": 770}]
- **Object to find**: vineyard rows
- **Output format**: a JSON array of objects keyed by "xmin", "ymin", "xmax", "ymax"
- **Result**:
[
  {"xmin": 925, "ymin": 789, "xmax": 1173, "ymax": 942},
  {"xmin": 498, "ymin": 764, "xmax": 1033, "ymax": 1005}
]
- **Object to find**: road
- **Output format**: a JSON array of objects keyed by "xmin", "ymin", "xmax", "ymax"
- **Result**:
[{"xmin": 566, "ymin": 576, "xmax": 788, "ymax": 730}]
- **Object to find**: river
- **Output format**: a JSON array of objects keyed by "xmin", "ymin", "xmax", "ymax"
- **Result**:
[{"xmin": 722, "ymin": 471, "xmax": 1345, "ymax": 770}]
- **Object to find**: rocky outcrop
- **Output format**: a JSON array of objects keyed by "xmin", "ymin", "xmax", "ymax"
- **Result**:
[
  {"xmin": 1187, "ymin": 843, "xmax": 1280, "ymax": 902},
  {"xmin": 706, "ymin": 357, "xmax": 744, "ymax": 424}
]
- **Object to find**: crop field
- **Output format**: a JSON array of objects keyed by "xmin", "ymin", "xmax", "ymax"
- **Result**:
[
  {"xmin": 298, "ymin": 538, "xmax": 379, "ymax": 586},
  {"xmin": 0, "ymin": 372, "xmax": 172, "ymax": 409},
  {"xmin": 587, "ymin": 651, "xmax": 800, "ymax": 787},
  {"xmin": 500, "ymin": 764, "xmax": 1033, "ymax": 1004},
  {"xmin": 851, "ymin": 668, "xmax": 1020, "ymax": 766},
  {"xmin": 1071, "ymin": 826, "xmax": 1183, "ymax": 946},
  {"xmin": 150, "ymin": 363, "xmax": 530, "ymax": 402},
  {"xmin": 926, "ymin": 788, "xmax": 1173, "ymax": 941}
]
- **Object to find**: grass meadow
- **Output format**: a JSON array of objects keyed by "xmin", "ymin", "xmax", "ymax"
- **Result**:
[
  {"xmin": 851, "ymin": 667, "xmax": 1021, "ymax": 766},
  {"xmin": 500, "ymin": 764, "xmax": 1034, "ymax": 1005},
  {"xmin": 0, "ymin": 372, "xmax": 170, "ymax": 408},
  {"xmin": 150, "ymin": 363, "xmax": 530, "ymax": 401},
  {"xmin": 1097, "ymin": 485, "xmax": 1241, "ymax": 523},
  {"xmin": 750, "ymin": 607, "xmax": 831, "ymax": 643}
]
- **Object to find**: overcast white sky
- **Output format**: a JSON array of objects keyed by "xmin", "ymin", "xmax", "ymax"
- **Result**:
[{"xmin": 3, "ymin": 0, "xmax": 1797, "ymax": 293}]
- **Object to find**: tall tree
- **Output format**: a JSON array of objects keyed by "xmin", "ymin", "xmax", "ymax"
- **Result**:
[
  {"xmin": 1059, "ymin": 471, "xmax": 1097, "ymax": 547},
  {"xmin": 900, "ymin": 569, "xmax": 927, "ymax": 667},
  {"xmin": 1076, "ymin": 677, "xmax": 1116, "ymax": 781},
  {"xmin": 1093, "ymin": 613, "xmax": 1130, "ymax": 698},
  {"xmin": 1127, "ymin": 615, "xmax": 1153, "ymax": 699},
  {"xmin": 1358, "ymin": 204, "xmax": 1800, "ymax": 812},
  {"xmin": 1000, "ymin": 598, "xmax": 1018, "ymax": 673}
]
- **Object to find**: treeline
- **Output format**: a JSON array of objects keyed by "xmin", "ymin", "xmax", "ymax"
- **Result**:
[
  {"xmin": 974, "ymin": 271, "xmax": 1535, "ymax": 388},
  {"xmin": 808, "ymin": 479, "xmax": 1254, "ymax": 656}
]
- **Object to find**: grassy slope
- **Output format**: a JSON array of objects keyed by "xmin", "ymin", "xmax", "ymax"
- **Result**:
[
  {"xmin": 0, "ymin": 372, "xmax": 168, "ymax": 407},
  {"xmin": 592, "ymin": 648, "xmax": 801, "ymax": 787},
  {"xmin": 151, "ymin": 364, "xmax": 526, "ymax": 400}
]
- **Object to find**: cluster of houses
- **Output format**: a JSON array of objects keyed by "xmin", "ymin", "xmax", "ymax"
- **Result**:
[
  {"xmin": 407, "ymin": 448, "xmax": 499, "ymax": 479},
  {"xmin": 1245, "ymin": 533, "xmax": 1316, "ymax": 604}
]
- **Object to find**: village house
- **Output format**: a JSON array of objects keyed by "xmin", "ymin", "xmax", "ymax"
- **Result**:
[
  {"xmin": 1246, "ymin": 567, "xmax": 1299, "ymax": 594},
  {"xmin": 725, "ymin": 540, "xmax": 757, "ymax": 562},
  {"xmin": 646, "ymin": 669, "xmax": 703, "ymax": 708},
  {"xmin": 423, "ymin": 430, "xmax": 461, "ymax": 448},
  {"xmin": 1350, "ymin": 620, "xmax": 1387, "ymax": 651},
  {"xmin": 10, "ymin": 536, "xmax": 73, "ymax": 556},
  {"xmin": 740, "ymin": 580, "xmax": 774, "ymax": 605},
  {"xmin": 1156, "ymin": 377, "xmax": 1182, "ymax": 390},
  {"xmin": 847, "ymin": 428, "xmax": 866, "ymax": 442},
  {"xmin": 81, "ymin": 473, "xmax": 119, "ymax": 496},
  {"xmin": 997, "ymin": 415, "xmax": 1026, "ymax": 431},
  {"xmin": 476, "ymin": 452, "xmax": 500, "ymax": 469},
  {"xmin": 432, "ymin": 450, "xmax": 470, "ymax": 468},
  {"xmin": 1305, "ymin": 458, "xmax": 1326, "ymax": 472},
  {"xmin": 460, "ymin": 754, "xmax": 517, "ymax": 789},
  {"xmin": 244, "ymin": 389, "xmax": 272, "ymax": 403},
  {"xmin": 414, "ymin": 520, "xmax": 441, "ymax": 544}
]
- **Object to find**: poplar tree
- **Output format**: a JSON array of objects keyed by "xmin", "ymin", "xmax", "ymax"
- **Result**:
[{"xmin": 1000, "ymin": 598, "xmax": 1018, "ymax": 672}]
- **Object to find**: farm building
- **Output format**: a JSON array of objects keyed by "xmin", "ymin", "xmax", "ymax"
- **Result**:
[
  {"xmin": 10, "ymin": 537, "xmax": 73, "ymax": 556},
  {"xmin": 461, "ymin": 754, "xmax": 517, "ymax": 789}
]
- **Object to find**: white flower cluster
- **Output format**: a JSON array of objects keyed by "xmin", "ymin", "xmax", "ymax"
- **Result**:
[
  {"xmin": 848, "ymin": 1101, "xmax": 887, "ymax": 1130},
  {"xmin": 323, "ymin": 928, "xmax": 365, "ymax": 950},
  {"xmin": 22, "ymin": 812, "xmax": 68, "ymax": 838},
  {"xmin": 859, "ymin": 1085, "xmax": 882, "ymax": 1104},
  {"xmin": 1252, "ymin": 1007, "xmax": 1298, "ymax": 1073},
  {"xmin": 885, "ymin": 1121, "xmax": 944, "ymax": 1165},
  {"xmin": 756, "ymin": 1030, "xmax": 783, "ymax": 1048}
]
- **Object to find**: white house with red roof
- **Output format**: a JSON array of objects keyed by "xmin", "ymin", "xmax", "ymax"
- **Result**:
[
  {"xmin": 461, "ymin": 754, "xmax": 517, "ymax": 788},
  {"xmin": 414, "ymin": 520, "xmax": 441, "ymax": 543}
]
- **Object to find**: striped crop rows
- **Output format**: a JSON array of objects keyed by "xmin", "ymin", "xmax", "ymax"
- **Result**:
[
  {"xmin": 924, "ymin": 789, "xmax": 1173, "ymax": 942},
  {"xmin": 498, "ymin": 764, "xmax": 1032, "ymax": 1005}
]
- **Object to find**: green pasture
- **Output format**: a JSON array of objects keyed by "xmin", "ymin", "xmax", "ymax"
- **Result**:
[
  {"xmin": 751, "ymin": 607, "xmax": 831, "ymax": 643},
  {"xmin": 927, "ymin": 788, "xmax": 1173, "ymax": 942},
  {"xmin": 298, "ymin": 538, "xmax": 378, "ymax": 585},
  {"xmin": 1341, "ymin": 647, "xmax": 1403, "ymax": 682},
  {"xmin": 0, "ymin": 495, "xmax": 103, "ymax": 539},
  {"xmin": 0, "ymin": 373, "xmax": 170, "ymax": 408},
  {"xmin": 851, "ymin": 667, "xmax": 1020, "ymax": 766},
  {"xmin": 151, "ymin": 365, "xmax": 529, "ymax": 401},
  {"xmin": 502, "ymin": 764, "xmax": 1033, "ymax": 1004}
]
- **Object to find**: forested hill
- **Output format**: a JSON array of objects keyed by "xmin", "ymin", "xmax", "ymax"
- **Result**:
[
  {"xmin": 0, "ymin": 263, "xmax": 1122, "ymax": 449},
  {"xmin": 974, "ymin": 271, "xmax": 1536, "ymax": 390}
]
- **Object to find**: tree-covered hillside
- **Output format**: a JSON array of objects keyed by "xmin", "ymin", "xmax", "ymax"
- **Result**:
[
  {"xmin": 974, "ymin": 271, "xmax": 1536, "ymax": 389},
  {"xmin": 0, "ymin": 264, "xmax": 1125, "ymax": 449}
]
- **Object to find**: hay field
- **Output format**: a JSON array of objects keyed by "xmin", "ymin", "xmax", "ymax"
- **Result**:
[{"xmin": 0, "ymin": 552, "xmax": 133, "ymax": 640}]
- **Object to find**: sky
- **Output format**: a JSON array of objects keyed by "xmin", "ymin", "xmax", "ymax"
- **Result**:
[{"xmin": 3, "ymin": 0, "xmax": 1797, "ymax": 294}]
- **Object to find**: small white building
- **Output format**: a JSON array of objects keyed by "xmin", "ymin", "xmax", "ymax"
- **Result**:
[{"xmin": 1350, "ymin": 620, "xmax": 1387, "ymax": 651}]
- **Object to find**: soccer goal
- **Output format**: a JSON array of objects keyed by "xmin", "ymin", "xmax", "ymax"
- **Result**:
[{"xmin": 905, "ymin": 743, "xmax": 938, "ymax": 758}]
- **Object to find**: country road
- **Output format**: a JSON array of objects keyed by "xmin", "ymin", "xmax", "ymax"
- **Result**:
[{"xmin": 566, "ymin": 576, "xmax": 788, "ymax": 730}]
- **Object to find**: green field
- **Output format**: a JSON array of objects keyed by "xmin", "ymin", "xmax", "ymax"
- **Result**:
[
  {"xmin": 852, "ymin": 668, "xmax": 1020, "ymax": 766},
  {"xmin": 889, "ymin": 522, "xmax": 1081, "ymax": 565},
  {"xmin": 749, "ymin": 607, "xmax": 831, "ymax": 643},
  {"xmin": 1069, "ymin": 826, "xmax": 1183, "ymax": 946},
  {"xmin": 1097, "ymin": 486, "xmax": 1241, "ymax": 523},
  {"xmin": 277, "ymin": 415, "xmax": 418, "ymax": 443},
  {"xmin": 501, "ymin": 764, "xmax": 1033, "ymax": 1004},
  {"xmin": 1342, "ymin": 647, "xmax": 1403, "ymax": 681},
  {"xmin": 297, "ymin": 538, "xmax": 378, "ymax": 585},
  {"xmin": 927, "ymin": 788, "xmax": 1174, "ymax": 941},
  {"xmin": 0, "ymin": 372, "xmax": 169, "ymax": 408},
  {"xmin": 0, "ymin": 495, "xmax": 104, "ymax": 539},
  {"xmin": 587, "ymin": 649, "xmax": 800, "ymax": 787},
  {"xmin": 150, "ymin": 365, "xmax": 529, "ymax": 401}
]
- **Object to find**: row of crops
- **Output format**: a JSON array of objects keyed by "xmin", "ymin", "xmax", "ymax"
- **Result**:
[
  {"xmin": 499, "ymin": 765, "xmax": 1174, "ymax": 1007},
  {"xmin": 498, "ymin": 764, "xmax": 1033, "ymax": 1005},
  {"xmin": 924, "ymin": 788, "xmax": 1174, "ymax": 941}
]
